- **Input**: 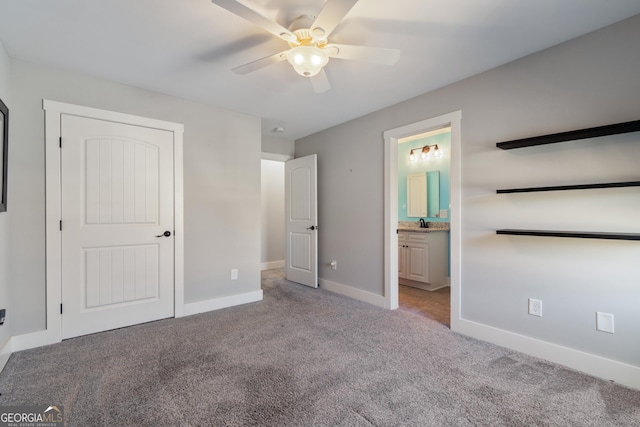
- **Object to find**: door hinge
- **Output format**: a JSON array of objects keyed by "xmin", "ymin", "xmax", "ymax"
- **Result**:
[
  {"xmin": 59, "ymin": 137, "xmax": 62, "ymax": 148},
  {"xmin": 59, "ymin": 220, "xmax": 62, "ymax": 231},
  {"xmin": 60, "ymin": 304, "xmax": 63, "ymax": 314}
]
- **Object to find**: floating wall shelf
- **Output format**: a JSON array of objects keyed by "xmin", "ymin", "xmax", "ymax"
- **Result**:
[
  {"xmin": 496, "ymin": 119, "xmax": 640, "ymax": 241},
  {"xmin": 496, "ymin": 119, "xmax": 640, "ymax": 150},
  {"xmin": 496, "ymin": 229, "xmax": 640, "ymax": 241},
  {"xmin": 497, "ymin": 180, "xmax": 640, "ymax": 194}
]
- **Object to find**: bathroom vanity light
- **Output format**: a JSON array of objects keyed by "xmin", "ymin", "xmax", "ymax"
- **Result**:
[{"xmin": 409, "ymin": 144, "xmax": 441, "ymax": 161}]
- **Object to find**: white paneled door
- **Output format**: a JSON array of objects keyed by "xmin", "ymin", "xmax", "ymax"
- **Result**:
[
  {"xmin": 61, "ymin": 114, "xmax": 175, "ymax": 339},
  {"xmin": 285, "ymin": 155, "xmax": 318, "ymax": 288}
]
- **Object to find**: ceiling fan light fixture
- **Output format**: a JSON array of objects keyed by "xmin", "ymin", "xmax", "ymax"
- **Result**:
[{"xmin": 286, "ymin": 46, "xmax": 329, "ymax": 77}]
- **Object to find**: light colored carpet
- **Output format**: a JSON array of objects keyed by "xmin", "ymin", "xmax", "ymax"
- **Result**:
[{"xmin": 1, "ymin": 269, "xmax": 639, "ymax": 426}]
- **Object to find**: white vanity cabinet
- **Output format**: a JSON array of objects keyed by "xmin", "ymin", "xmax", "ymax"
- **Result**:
[
  {"xmin": 398, "ymin": 230, "xmax": 449, "ymax": 290},
  {"xmin": 398, "ymin": 232, "xmax": 429, "ymax": 282}
]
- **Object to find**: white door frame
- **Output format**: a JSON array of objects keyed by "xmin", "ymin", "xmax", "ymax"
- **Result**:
[
  {"xmin": 43, "ymin": 100, "xmax": 184, "ymax": 344},
  {"xmin": 383, "ymin": 111, "xmax": 462, "ymax": 331}
]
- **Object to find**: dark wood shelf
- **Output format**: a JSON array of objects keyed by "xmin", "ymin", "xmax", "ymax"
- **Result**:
[
  {"xmin": 496, "ymin": 119, "xmax": 640, "ymax": 150},
  {"xmin": 496, "ymin": 229, "xmax": 640, "ymax": 241},
  {"xmin": 496, "ymin": 120, "xmax": 640, "ymax": 240},
  {"xmin": 497, "ymin": 180, "xmax": 640, "ymax": 194}
]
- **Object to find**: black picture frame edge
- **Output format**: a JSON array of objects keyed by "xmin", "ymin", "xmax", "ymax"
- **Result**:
[{"xmin": 0, "ymin": 96, "xmax": 7, "ymax": 213}]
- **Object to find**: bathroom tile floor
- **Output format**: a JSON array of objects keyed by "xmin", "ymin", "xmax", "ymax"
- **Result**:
[{"xmin": 398, "ymin": 285, "xmax": 450, "ymax": 328}]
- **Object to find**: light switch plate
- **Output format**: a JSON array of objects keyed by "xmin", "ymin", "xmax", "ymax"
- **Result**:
[{"xmin": 596, "ymin": 312, "xmax": 614, "ymax": 334}]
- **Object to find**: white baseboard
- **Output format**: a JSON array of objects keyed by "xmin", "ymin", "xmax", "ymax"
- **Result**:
[
  {"xmin": 455, "ymin": 318, "xmax": 640, "ymax": 390},
  {"xmin": 183, "ymin": 290, "xmax": 264, "ymax": 316},
  {"xmin": 261, "ymin": 260, "xmax": 285, "ymax": 271},
  {"xmin": 0, "ymin": 330, "xmax": 51, "ymax": 374},
  {"xmin": 319, "ymin": 278, "xmax": 386, "ymax": 308},
  {"xmin": 12, "ymin": 330, "xmax": 50, "ymax": 352}
]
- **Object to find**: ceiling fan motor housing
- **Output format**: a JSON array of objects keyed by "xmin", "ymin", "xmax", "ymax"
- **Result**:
[{"xmin": 288, "ymin": 15, "xmax": 316, "ymax": 34}]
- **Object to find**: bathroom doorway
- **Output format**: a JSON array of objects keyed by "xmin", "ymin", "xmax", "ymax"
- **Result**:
[
  {"xmin": 383, "ymin": 111, "xmax": 462, "ymax": 331},
  {"xmin": 397, "ymin": 128, "xmax": 452, "ymax": 327}
]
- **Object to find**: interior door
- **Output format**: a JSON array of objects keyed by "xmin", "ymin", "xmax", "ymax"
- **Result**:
[
  {"xmin": 61, "ymin": 114, "xmax": 175, "ymax": 339},
  {"xmin": 285, "ymin": 155, "xmax": 318, "ymax": 288}
]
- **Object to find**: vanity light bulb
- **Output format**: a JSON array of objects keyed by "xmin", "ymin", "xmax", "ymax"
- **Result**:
[{"xmin": 409, "ymin": 150, "xmax": 416, "ymax": 161}]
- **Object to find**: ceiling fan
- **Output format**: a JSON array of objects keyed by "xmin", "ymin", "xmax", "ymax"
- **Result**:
[{"xmin": 211, "ymin": 0, "xmax": 401, "ymax": 93}]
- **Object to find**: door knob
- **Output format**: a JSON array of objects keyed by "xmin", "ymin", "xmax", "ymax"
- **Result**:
[
  {"xmin": 155, "ymin": 231, "xmax": 171, "ymax": 237},
  {"xmin": 306, "ymin": 225, "xmax": 317, "ymax": 231}
]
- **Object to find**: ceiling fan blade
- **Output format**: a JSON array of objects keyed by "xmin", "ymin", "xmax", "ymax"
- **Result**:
[
  {"xmin": 211, "ymin": 0, "xmax": 297, "ymax": 43},
  {"xmin": 326, "ymin": 44, "xmax": 400, "ymax": 65},
  {"xmin": 310, "ymin": 69, "xmax": 331, "ymax": 93},
  {"xmin": 311, "ymin": 0, "xmax": 359, "ymax": 41},
  {"xmin": 232, "ymin": 51, "xmax": 287, "ymax": 75}
]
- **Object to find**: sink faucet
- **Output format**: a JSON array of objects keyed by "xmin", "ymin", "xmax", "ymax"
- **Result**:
[{"xmin": 419, "ymin": 218, "xmax": 426, "ymax": 228}]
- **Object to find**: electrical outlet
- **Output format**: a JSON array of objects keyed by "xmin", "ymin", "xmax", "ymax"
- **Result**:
[
  {"xmin": 330, "ymin": 260, "xmax": 337, "ymax": 270},
  {"xmin": 528, "ymin": 298, "xmax": 542, "ymax": 317},
  {"xmin": 231, "ymin": 269, "xmax": 238, "ymax": 280},
  {"xmin": 439, "ymin": 210, "xmax": 448, "ymax": 219}
]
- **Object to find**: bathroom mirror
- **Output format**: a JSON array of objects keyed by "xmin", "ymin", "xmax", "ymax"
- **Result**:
[
  {"xmin": 406, "ymin": 172, "xmax": 427, "ymax": 217},
  {"xmin": 406, "ymin": 171, "xmax": 440, "ymax": 218},
  {"xmin": 427, "ymin": 171, "xmax": 440, "ymax": 217}
]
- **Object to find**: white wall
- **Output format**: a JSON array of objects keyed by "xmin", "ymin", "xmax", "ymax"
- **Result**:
[
  {"xmin": 261, "ymin": 159, "xmax": 285, "ymax": 269},
  {"xmin": 8, "ymin": 59, "xmax": 262, "ymax": 335},
  {"xmin": 0, "ymin": 40, "xmax": 11, "ymax": 356},
  {"xmin": 296, "ymin": 15, "xmax": 640, "ymax": 380}
]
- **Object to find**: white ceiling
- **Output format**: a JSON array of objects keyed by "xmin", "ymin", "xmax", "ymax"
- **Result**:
[{"xmin": 1, "ymin": 1, "xmax": 639, "ymax": 140}]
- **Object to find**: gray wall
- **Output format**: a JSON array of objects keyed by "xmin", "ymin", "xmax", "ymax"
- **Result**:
[
  {"xmin": 0, "ymin": 40, "xmax": 10, "ymax": 349},
  {"xmin": 9, "ymin": 59, "xmax": 262, "ymax": 335},
  {"xmin": 296, "ymin": 15, "xmax": 640, "ymax": 367},
  {"xmin": 262, "ymin": 134, "xmax": 295, "ymax": 157}
]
